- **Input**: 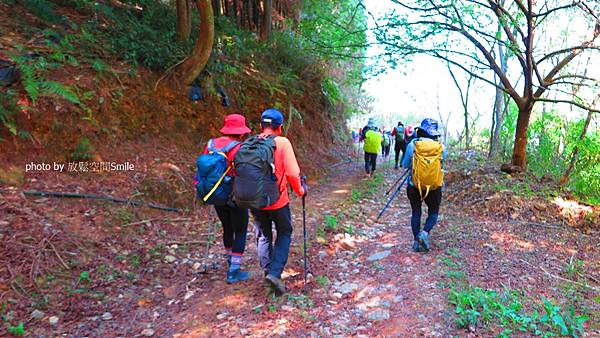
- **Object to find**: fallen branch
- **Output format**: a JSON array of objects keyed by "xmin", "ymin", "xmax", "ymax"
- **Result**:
[
  {"xmin": 0, "ymin": 190, "xmax": 183, "ymax": 213},
  {"xmin": 122, "ymin": 217, "xmax": 193, "ymax": 227},
  {"xmin": 46, "ymin": 239, "xmax": 70, "ymax": 270},
  {"xmin": 521, "ymin": 259, "xmax": 599, "ymax": 292},
  {"xmin": 329, "ymin": 158, "xmax": 353, "ymax": 169},
  {"xmin": 162, "ymin": 240, "xmax": 209, "ymax": 246}
]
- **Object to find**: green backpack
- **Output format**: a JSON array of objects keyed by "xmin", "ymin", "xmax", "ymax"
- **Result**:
[{"xmin": 382, "ymin": 134, "xmax": 390, "ymax": 146}]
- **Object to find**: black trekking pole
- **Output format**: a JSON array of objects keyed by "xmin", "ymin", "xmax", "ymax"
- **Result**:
[
  {"xmin": 301, "ymin": 176, "xmax": 308, "ymax": 287},
  {"xmin": 385, "ymin": 169, "xmax": 409, "ymax": 196},
  {"xmin": 377, "ymin": 174, "xmax": 409, "ymax": 221}
]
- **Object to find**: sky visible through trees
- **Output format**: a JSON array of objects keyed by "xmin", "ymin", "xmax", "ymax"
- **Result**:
[{"xmin": 361, "ymin": 0, "xmax": 600, "ymax": 137}]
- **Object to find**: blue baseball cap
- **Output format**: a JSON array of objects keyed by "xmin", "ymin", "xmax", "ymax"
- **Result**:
[
  {"xmin": 419, "ymin": 118, "xmax": 441, "ymax": 137},
  {"xmin": 261, "ymin": 108, "xmax": 284, "ymax": 126}
]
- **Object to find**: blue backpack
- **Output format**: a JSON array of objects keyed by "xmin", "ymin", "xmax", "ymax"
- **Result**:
[{"xmin": 194, "ymin": 139, "xmax": 240, "ymax": 205}]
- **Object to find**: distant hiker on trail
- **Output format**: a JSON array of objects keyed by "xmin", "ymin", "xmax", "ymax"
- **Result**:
[
  {"xmin": 359, "ymin": 117, "xmax": 377, "ymax": 141},
  {"xmin": 363, "ymin": 124, "xmax": 383, "ymax": 177},
  {"xmin": 392, "ymin": 121, "xmax": 406, "ymax": 169},
  {"xmin": 381, "ymin": 130, "xmax": 391, "ymax": 158},
  {"xmin": 248, "ymin": 108, "xmax": 306, "ymax": 295},
  {"xmin": 351, "ymin": 130, "xmax": 359, "ymax": 143},
  {"xmin": 402, "ymin": 118, "xmax": 445, "ymax": 253},
  {"xmin": 197, "ymin": 114, "xmax": 252, "ymax": 283}
]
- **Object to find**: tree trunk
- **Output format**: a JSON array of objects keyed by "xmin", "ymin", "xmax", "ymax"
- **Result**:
[
  {"xmin": 171, "ymin": 0, "xmax": 215, "ymax": 88},
  {"xmin": 233, "ymin": 0, "xmax": 240, "ymax": 25},
  {"xmin": 212, "ymin": 0, "xmax": 221, "ymax": 16},
  {"xmin": 463, "ymin": 107, "xmax": 470, "ymax": 150},
  {"xmin": 252, "ymin": 0, "xmax": 260, "ymax": 32},
  {"xmin": 489, "ymin": 38, "xmax": 507, "ymax": 158},
  {"xmin": 511, "ymin": 102, "xmax": 533, "ymax": 169},
  {"xmin": 260, "ymin": 0, "xmax": 272, "ymax": 41},
  {"xmin": 176, "ymin": 0, "xmax": 191, "ymax": 41}
]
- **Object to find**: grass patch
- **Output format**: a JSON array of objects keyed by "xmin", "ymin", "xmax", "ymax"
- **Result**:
[{"xmin": 440, "ymin": 249, "xmax": 589, "ymax": 337}]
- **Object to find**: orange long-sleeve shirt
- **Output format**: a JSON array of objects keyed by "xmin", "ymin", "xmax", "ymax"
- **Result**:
[{"xmin": 260, "ymin": 130, "xmax": 305, "ymax": 210}]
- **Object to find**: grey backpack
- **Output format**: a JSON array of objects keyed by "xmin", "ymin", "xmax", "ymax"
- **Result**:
[{"xmin": 232, "ymin": 135, "xmax": 280, "ymax": 209}]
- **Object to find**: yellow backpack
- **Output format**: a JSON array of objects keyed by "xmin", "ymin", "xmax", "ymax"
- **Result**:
[{"xmin": 412, "ymin": 139, "xmax": 444, "ymax": 199}]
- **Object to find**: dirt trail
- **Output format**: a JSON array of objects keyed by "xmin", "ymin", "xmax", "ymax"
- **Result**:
[
  {"xmin": 151, "ymin": 159, "xmax": 460, "ymax": 337},
  {"xmin": 3, "ymin": 155, "xmax": 598, "ymax": 337}
]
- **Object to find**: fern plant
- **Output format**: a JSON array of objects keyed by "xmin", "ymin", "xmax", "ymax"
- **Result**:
[
  {"xmin": 0, "ymin": 90, "xmax": 20, "ymax": 136},
  {"xmin": 13, "ymin": 55, "xmax": 82, "ymax": 106}
]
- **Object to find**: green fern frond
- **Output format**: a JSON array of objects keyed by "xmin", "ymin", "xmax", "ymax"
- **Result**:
[
  {"xmin": 19, "ymin": 65, "xmax": 41, "ymax": 102},
  {"xmin": 41, "ymin": 81, "xmax": 81, "ymax": 105}
]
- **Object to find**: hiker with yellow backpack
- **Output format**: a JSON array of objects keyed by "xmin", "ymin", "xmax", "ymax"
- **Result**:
[
  {"xmin": 402, "ymin": 118, "xmax": 445, "ymax": 252},
  {"xmin": 360, "ymin": 119, "xmax": 383, "ymax": 177}
]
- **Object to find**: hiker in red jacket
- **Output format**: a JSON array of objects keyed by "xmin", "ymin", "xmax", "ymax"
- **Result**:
[
  {"xmin": 201, "ymin": 114, "xmax": 252, "ymax": 283},
  {"xmin": 252, "ymin": 108, "xmax": 306, "ymax": 295}
]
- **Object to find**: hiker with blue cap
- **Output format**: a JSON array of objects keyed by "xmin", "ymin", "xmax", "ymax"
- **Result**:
[
  {"xmin": 233, "ymin": 108, "xmax": 305, "ymax": 295},
  {"xmin": 402, "ymin": 118, "xmax": 446, "ymax": 252}
]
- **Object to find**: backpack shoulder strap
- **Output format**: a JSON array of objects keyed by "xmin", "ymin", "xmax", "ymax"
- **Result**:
[
  {"xmin": 207, "ymin": 139, "xmax": 216, "ymax": 152},
  {"xmin": 218, "ymin": 140, "xmax": 240, "ymax": 153}
]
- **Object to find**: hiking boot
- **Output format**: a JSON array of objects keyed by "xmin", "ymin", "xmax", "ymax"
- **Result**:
[
  {"xmin": 418, "ymin": 231, "xmax": 430, "ymax": 252},
  {"xmin": 412, "ymin": 240, "xmax": 420, "ymax": 252},
  {"xmin": 394, "ymin": 164, "xmax": 399, "ymax": 170},
  {"xmin": 265, "ymin": 274, "xmax": 286, "ymax": 295},
  {"xmin": 226, "ymin": 269, "xmax": 250, "ymax": 284}
]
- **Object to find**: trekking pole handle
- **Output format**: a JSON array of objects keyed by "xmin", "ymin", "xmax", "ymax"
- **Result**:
[{"xmin": 301, "ymin": 176, "xmax": 308, "ymax": 197}]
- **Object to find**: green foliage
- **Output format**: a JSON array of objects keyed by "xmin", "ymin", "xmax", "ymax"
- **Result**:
[
  {"xmin": 442, "ymin": 250, "xmax": 588, "ymax": 337},
  {"xmin": 78, "ymin": 271, "xmax": 91, "ymax": 283},
  {"xmin": 81, "ymin": 0, "xmax": 195, "ymax": 70},
  {"xmin": 6, "ymin": 321, "xmax": 25, "ymax": 336},
  {"xmin": 287, "ymin": 294, "xmax": 314, "ymax": 309},
  {"xmin": 345, "ymin": 224, "xmax": 354, "ymax": 235},
  {"xmin": 351, "ymin": 188, "xmax": 362, "ymax": 202},
  {"xmin": 13, "ymin": 42, "xmax": 82, "ymax": 107},
  {"xmin": 129, "ymin": 254, "xmax": 141, "ymax": 268},
  {"xmin": 115, "ymin": 207, "xmax": 134, "ymax": 225},
  {"xmin": 71, "ymin": 137, "xmax": 93, "ymax": 162},
  {"xmin": 323, "ymin": 215, "xmax": 338, "ymax": 231},
  {"xmin": 321, "ymin": 76, "xmax": 343, "ymax": 109},
  {"xmin": 316, "ymin": 275, "xmax": 330, "ymax": 287},
  {"xmin": 22, "ymin": 0, "xmax": 64, "ymax": 24},
  {"xmin": 525, "ymin": 108, "xmax": 600, "ymax": 205},
  {"xmin": 0, "ymin": 90, "xmax": 20, "ymax": 136}
]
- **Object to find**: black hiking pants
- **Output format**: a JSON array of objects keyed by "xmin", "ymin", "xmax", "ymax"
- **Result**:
[
  {"xmin": 364, "ymin": 152, "xmax": 377, "ymax": 174},
  {"xmin": 214, "ymin": 205, "xmax": 249, "ymax": 255},
  {"xmin": 395, "ymin": 141, "xmax": 406, "ymax": 166},
  {"xmin": 253, "ymin": 205, "xmax": 293, "ymax": 279},
  {"xmin": 407, "ymin": 185, "xmax": 442, "ymax": 240}
]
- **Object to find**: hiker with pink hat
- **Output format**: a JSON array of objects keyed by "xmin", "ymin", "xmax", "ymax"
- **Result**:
[{"xmin": 198, "ymin": 114, "xmax": 252, "ymax": 283}]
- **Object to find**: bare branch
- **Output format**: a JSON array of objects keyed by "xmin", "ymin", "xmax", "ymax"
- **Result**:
[
  {"xmin": 537, "ymin": 45, "xmax": 600, "ymax": 64},
  {"xmin": 535, "ymin": 97, "xmax": 600, "ymax": 113}
]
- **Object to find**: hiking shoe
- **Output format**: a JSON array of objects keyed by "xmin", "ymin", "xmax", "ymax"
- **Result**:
[
  {"xmin": 418, "ymin": 231, "xmax": 430, "ymax": 252},
  {"xmin": 394, "ymin": 164, "xmax": 399, "ymax": 170},
  {"xmin": 226, "ymin": 269, "xmax": 250, "ymax": 284},
  {"xmin": 265, "ymin": 274, "xmax": 286, "ymax": 295},
  {"xmin": 412, "ymin": 240, "xmax": 420, "ymax": 252}
]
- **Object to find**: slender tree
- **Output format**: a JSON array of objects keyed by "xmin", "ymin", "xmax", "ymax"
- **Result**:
[
  {"xmin": 176, "ymin": 0, "xmax": 192, "ymax": 41},
  {"xmin": 260, "ymin": 0, "xmax": 273, "ymax": 41},
  {"xmin": 447, "ymin": 63, "xmax": 474, "ymax": 150}
]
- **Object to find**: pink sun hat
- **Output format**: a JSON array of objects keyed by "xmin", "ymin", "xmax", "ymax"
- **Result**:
[{"xmin": 219, "ymin": 114, "xmax": 251, "ymax": 135}]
